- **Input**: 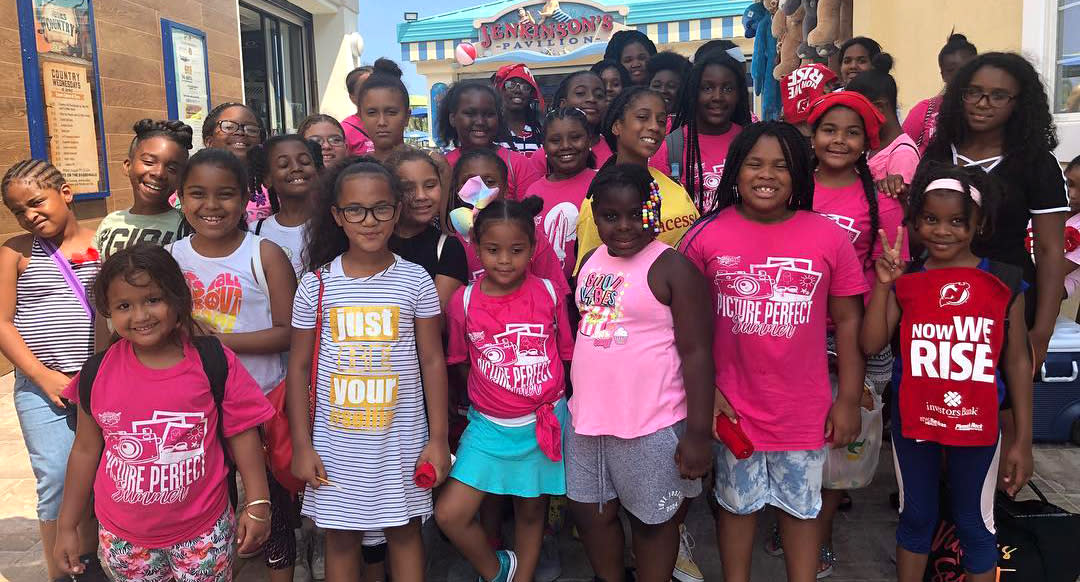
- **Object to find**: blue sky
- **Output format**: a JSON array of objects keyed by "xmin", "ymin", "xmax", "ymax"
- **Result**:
[{"xmin": 357, "ymin": 0, "xmax": 476, "ymax": 94}]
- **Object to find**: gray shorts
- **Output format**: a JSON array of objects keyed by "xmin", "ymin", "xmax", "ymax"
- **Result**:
[{"xmin": 565, "ymin": 420, "xmax": 702, "ymax": 525}]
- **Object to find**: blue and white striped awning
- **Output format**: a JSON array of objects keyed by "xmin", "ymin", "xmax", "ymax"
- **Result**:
[{"xmin": 400, "ymin": 15, "xmax": 739, "ymax": 63}]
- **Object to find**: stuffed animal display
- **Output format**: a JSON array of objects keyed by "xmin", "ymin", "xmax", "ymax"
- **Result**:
[{"xmin": 766, "ymin": 0, "xmax": 852, "ymax": 79}]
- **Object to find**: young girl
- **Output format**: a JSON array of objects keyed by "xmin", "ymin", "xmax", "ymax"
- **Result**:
[
  {"xmin": 847, "ymin": 54, "xmax": 922, "ymax": 199},
  {"xmin": 358, "ymin": 59, "xmax": 411, "ymax": 163},
  {"xmin": 568, "ymin": 163, "xmax": 714, "ymax": 582},
  {"xmin": 590, "ymin": 59, "xmax": 632, "ymax": 108},
  {"xmin": 387, "ymin": 146, "xmax": 470, "ymax": 309},
  {"xmin": 286, "ymin": 158, "xmax": 450, "ymax": 582},
  {"xmin": 903, "ymin": 33, "xmax": 977, "ymax": 155},
  {"xmin": 435, "ymin": 196, "xmax": 574, "ymax": 582},
  {"xmin": 861, "ymin": 163, "xmax": 1033, "ymax": 582},
  {"xmin": 494, "ymin": 63, "xmax": 545, "ymax": 156},
  {"xmin": 837, "ymin": 36, "xmax": 882, "ymax": 88},
  {"xmin": 646, "ymin": 51, "xmax": 692, "ymax": 120},
  {"xmin": 300, "ymin": 114, "xmax": 351, "ymax": 172},
  {"xmin": 652, "ymin": 52, "xmax": 752, "ymax": 213},
  {"xmin": 604, "ymin": 30, "xmax": 657, "ymax": 86},
  {"xmin": 439, "ymin": 80, "xmax": 543, "ymax": 199},
  {"xmin": 200, "ymin": 102, "xmax": 270, "ymax": 222},
  {"xmin": 250, "ymin": 135, "xmax": 325, "ymax": 278},
  {"xmin": 54, "ymin": 243, "xmax": 274, "ymax": 581},
  {"xmin": 526, "ymin": 108, "xmax": 598, "ymax": 279},
  {"xmin": 922, "ymin": 52, "xmax": 1068, "ymax": 366},
  {"xmin": 680, "ymin": 122, "xmax": 868, "ymax": 582},
  {"xmin": 0, "ymin": 160, "xmax": 104, "ymax": 582},
  {"xmin": 528, "ymin": 70, "xmax": 611, "ymax": 174},
  {"xmin": 96, "ymin": 119, "xmax": 192, "ymax": 259},
  {"xmin": 342, "ymin": 65, "xmax": 376, "ymax": 155},
  {"xmin": 447, "ymin": 148, "xmax": 569, "ymax": 294},
  {"xmin": 575, "ymin": 87, "xmax": 699, "ymax": 274},
  {"xmin": 170, "ymin": 148, "xmax": 298, "ymax": 580}
]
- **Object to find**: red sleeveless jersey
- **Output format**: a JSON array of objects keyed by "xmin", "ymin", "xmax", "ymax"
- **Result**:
[{"xmin": 895, "ymin": 267, "xmax": 1010, "ymax": 446}]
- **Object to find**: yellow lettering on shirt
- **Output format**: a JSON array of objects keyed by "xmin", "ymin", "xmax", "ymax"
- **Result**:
[
  {"xmin": 331, "ymin": 306, "xmax": 399, "ymax": 342},
  {"xmin": 327, "ymin": 373, "xmax": 398, "ymax": 431}
]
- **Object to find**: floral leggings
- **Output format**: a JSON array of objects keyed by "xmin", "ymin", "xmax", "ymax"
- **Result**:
[{"xmin": 99, "ymin": 507, "xmax": 234, "ymax": 582}]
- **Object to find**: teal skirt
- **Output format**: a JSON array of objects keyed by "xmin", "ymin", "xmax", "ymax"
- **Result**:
[{"xmin": 449, "ymin": 399, "xmax": 567, "ymax": 497}]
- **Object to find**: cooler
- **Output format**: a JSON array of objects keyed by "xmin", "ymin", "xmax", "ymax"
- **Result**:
[{"xmin": 1033, "ymin": 316, "xmax": 1080, "ymax": 443}]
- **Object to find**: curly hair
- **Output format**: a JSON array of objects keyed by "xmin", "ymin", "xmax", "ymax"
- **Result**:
[
  {"xmin": 924, "ymin": 52, "xmax": 1058, "ymax": 181},
  {"xmin": 906, "ymin": 160, "xmax": 1002, "ymax": 244},
  {"xmin": 248, "ymin": 135, "xmax": 324, "ymax": 215},
  {"xmin": 92, "ymin": 243, "xmax": 196, "ymax": 344}
]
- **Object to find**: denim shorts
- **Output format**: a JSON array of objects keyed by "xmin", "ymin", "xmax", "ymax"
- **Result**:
[
  {"xmin": 713, "ymin": 445, "xmax": 827, "ymax": 520},
  {"xmin": 13, "ymin": 371, "xmax": 77, "ymax": 521}
]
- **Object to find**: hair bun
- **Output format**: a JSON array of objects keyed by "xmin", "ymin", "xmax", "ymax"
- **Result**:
[
  {"xmin": 519, "ymin": 195, "xmax": 545, "ymax": 218},
  {"xmin": 948, "ymin": 33, "xmax": 969, "ymax": 44},
  {"xmin": 871, "ymin": 53, "xmax": 894, "ymax": 73},
  {"xmin": 373, "ymin": 58, "xmax": 403, "ymax": 79},
  {"xmin": 132, "ymin": 118, "xmax": 158, "ymax": 136}
]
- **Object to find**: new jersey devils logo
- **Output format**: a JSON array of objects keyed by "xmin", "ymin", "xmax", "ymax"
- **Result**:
[{"xmin": 939, "ymin": 282, "xmax": 971, "ymax": 307}]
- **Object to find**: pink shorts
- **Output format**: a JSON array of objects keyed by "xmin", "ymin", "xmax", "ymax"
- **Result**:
[{"xmin": 99, "ymin": 507, "xmax": 235, "ymax": 582}]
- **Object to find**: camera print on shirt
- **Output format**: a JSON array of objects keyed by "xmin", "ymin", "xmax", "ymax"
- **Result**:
[
  {"xmin": 471, "ymin": 324, "xmax": 553, "ymax": 397},
  {"xmin": 186, "ymin": 272, "xmax": 243, "ymax": 333},
  {"xmin": 711, "ymin": 255, "xmax": 822, "ymax": 338},
  {"xmin": 328, "ymin": 306, "xmax": 400, "ymax": 432},
  {"xmin": 694, "ymin": 162, "xmax": 725, "ymax": 212},
  {"xmin": 97, "ymin": 410, "xmax": 208, "ymax": 506},
  {"xmin": 577, "ymin": 271, "xmax": 629, "ymax": 348},
  {"xmin": 822, "ymin": 214, "xmax": 860, "ymax": 243}
]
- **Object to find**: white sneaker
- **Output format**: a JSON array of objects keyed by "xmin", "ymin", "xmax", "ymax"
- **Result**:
[{"xmin": 672, "ymin": 525, "xmax": 704, "ymax": 582}]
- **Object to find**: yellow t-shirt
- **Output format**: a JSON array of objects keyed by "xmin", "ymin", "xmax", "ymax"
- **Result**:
[{"xmin": 574, "ymin": 167, "xmax": 700, "ymax": 274}]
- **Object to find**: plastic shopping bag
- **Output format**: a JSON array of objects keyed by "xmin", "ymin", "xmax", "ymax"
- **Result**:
[{"xmin": 823, "ymin": 380, "xmax": 882, "ymax": 490}]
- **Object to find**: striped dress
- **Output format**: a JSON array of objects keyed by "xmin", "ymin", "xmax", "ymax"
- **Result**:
[
  {"xmin": 14, "ymin": 238, "xmax": 98, "ymax": 373},
  {"xmin": 292, "ymin": 254, "xmax": 440, "ymax": 530}
]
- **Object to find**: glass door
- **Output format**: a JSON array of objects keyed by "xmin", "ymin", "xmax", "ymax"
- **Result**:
[{"xmin": 239, "ymin": 1, "xmax": 312, "ymax": 134}]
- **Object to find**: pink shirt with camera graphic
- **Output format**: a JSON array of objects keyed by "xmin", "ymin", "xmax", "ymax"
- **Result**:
[
  {"xmin": 64, "ymin": 339, "xmax": 273, "ymax": 547},
  {"xmin": 681, "ymin": 209, "xmax": 868, "ymax": 450},
  {"xmin": 446, "ymin": 274, "xmax": 574, "ymax": 418}
]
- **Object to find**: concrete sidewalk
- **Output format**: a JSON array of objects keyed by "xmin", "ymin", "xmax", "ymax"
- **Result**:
[{"xmin": 1, "ymin": 371, "xmax": 1078, "ymax": 581}]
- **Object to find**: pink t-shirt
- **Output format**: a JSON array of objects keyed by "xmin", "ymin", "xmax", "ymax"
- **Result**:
[
  {"xmin": 341, "ymin": 114, "xmax": 375, "ymax": 156},
  {"xmin": 902, "ymin": 96, "xmax": 941, "ymax": 155},
  {"xmin": 63, "ymin": 339, "xmax": 274, "ymax": 548},
  {"xmin": 868, "ymin": 133, "xmax": 921, "ymax": 184},
  {"xmin": 246, "ymin": 185, "xmax": 272, "ymax": 224},
  {"xmin": 814, "ymin": 180, "xmax": 909, "ymax": 291},
  {"xmin": 650, "ymin": 125, "xmax": 743, "ymax": 212},
  {"xmin": 445, "ymin": 146, "xmax": 543, "ymax": 200},
  {"xmin": 446, "ymin": 274, "xmax": 574, "ymax": 418},
  {"xmin": 454, "ymin": 228, "xmax": 572, "ymax": 298},
  {"xmin": 571, "ymin": 241, "xmax": 687, "ymax": 438},
  {"xmin": 1065, "ymin": 214, "xmax": 1080, "ymax": 298},
  {"xmin": 527, "ymin": 141, "xmax": 613, "ymax": 177},
  {"xmin": 680, "ymin": 208, "xmax": 869, "ymax": 450},
  {"xmin": 526, "ymin": 169, "xmax": 597, "ymax": 279}
]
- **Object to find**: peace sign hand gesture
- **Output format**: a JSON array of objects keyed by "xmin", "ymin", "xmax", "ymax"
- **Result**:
[{"xmin": 874, "ymin": 227, "xmax": 907, "ymax": 285}]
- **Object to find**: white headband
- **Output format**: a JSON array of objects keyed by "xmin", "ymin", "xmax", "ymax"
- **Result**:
[{"xmin": 926, "ymin": 178, "xmax": 981, "ymax": 207}]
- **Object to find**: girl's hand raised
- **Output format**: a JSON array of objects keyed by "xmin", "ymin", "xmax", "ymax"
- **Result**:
[{"xmin": 874, "ymin": 227, "xmax": 907, "ymax": 285}]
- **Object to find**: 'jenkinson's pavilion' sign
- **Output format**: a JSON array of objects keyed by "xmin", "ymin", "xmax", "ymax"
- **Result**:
[{"xmin": 474, "ymin": 0, "xmax": 629, "ymax": 57}]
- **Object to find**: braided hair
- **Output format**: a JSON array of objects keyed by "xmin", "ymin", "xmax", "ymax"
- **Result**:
[
  {"xmin": 129, "ymin": 118, "xmax": 194, "ymax": 157},
  {"xmin": 1, "ymin": 159, "xmax": 66, "ymax": 200},
  {"xmin": 437, "ymin": 80, "xmax": 507, "ymax": 148},
  {"xmin": 473, "ymin": 196, "xmax": 545, "ymax": 246},
  {"xmin": 248, "ymin": 135, "xmax": 324, "ymax": 215},
  {"xmin": 673, "ymin": 52, "xmax": 752, "ymax": 210},
  {"xmin": 542, "ymin": 107, "xmax": 596, "ymax": 173}
]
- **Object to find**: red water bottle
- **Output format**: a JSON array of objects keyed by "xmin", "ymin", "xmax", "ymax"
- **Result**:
[{"xmin": 715, "ymin": 414, "xmax": 754, "ymax": 459}]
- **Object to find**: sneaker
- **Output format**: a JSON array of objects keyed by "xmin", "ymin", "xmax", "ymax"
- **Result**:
[
  {"xmin": 534, "ymin": 534, "xmax": 561, "ymax": 582},
  {"xmin": 763, "ymin": 523, "xmax": 784, "ymax": 557},
  {"xmin": 817, "ymin": 546, "xmax": 835, "ymax": 579},
  {"xmin": 672, "ymin": 525, "xmax": 704, "ymax": 582},
  {"xmin": 312, "ymin": 528, "xmax": 326, "ymax": 580},
  {"xmin": 479, "ymin": 549, "xmax": 517, "ymax": 582}
]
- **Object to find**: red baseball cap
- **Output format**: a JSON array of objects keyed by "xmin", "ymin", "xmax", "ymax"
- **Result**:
[
  {"xmin": 494, "ymin": 63, "xmax": 545, "ymax": 111},
  {"xmin": 781, "ymin": 64, "xmax": 838, "ymax": 125}
]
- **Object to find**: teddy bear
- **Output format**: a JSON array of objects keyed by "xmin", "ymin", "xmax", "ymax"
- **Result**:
[
  {"xmin": 806, "ymin": 0, "xmax": 853, "ymax": 57},
  {"xmin": 771, "ymin": 0, "xmax": 805, "ymax": 79}
]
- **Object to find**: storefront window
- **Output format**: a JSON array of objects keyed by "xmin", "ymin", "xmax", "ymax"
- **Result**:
[
  {"xmin": 1057, "ymin": 0, "xmax": 1080, "ymax": 113},
  {"xmin": 239, "ymin": 1, "xmax": 313, "ymax": 134}
]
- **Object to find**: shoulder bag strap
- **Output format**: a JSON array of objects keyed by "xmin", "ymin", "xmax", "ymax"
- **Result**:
[
  {"xmin": 250, "ymin": 234, "xmax": 270, "ymax": 299},
  {"xmin": 309, "ymin": 265, "xmax": 329, "ymax": 431},
  {"xmin": 38, "ymin": 237, "xmax": 94, "ymax": 319}
]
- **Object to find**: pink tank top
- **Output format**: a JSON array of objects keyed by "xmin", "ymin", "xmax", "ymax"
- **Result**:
[{"xmin": 569, "ymin": 240, "xmax": 687, "ymax": 438}]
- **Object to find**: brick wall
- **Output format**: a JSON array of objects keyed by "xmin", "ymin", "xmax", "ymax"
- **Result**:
[{"xmin": 0, "ymin": 0, "xmax": 244, "ymax": 374}]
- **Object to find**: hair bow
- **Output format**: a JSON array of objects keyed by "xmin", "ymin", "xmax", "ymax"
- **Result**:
[{"xmin": 449, "ymin": 175, "xmax": 500, "ymax": 242}]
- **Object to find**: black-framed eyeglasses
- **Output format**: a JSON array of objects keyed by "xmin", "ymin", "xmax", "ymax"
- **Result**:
[
  {"xmin": 334, "ymin": 204, "xmax": 398, "ymax": 223},
  {"xmin": 960, "ymin": 88, "xmax": 1016, "ymax": 107},
  {"xmin": 503, "ymin": 78, "xmax": 532, "ymax": 92},
  {"xmin": 309, "ymin": 135, "xmax": 346, "ymax": 147},
  {"xmin": 217, "ymin": 120, "xmax": 263, "ymax": 137}
]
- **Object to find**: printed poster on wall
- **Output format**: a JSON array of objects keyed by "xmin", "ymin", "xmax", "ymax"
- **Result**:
[
  {"xmin": 41, "ymin": 61, "xmax": 99, "ymax": 191},
  {"xmin": 169, "ymin": 28, "xmax": 210, "ymax": 133}
]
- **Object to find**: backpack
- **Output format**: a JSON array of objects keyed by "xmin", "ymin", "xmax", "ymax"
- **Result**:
[
  {"xmin": 462, "ymin": 277, "xmax": 557, "ymax": 317},
  {"xmin": 77, "ymin": 335, "xmax": 231, "ymax": 463}
]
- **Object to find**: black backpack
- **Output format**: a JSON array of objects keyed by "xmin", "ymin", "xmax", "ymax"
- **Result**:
[{"xmin": 78, "ymin": 335, "xmax": 230, "ymax": 456}]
